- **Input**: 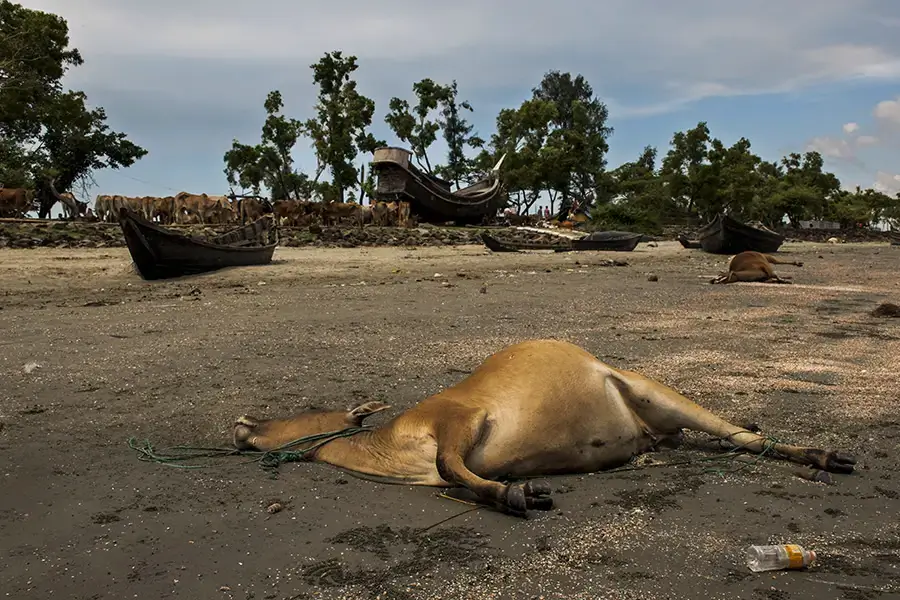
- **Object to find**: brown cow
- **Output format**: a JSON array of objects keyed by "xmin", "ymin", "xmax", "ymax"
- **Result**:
[
  {"xmin": 322, "ymin": 201, "xmax": 365, "ymax": 227},
  {"xmin": 175, "ymin": 192, "xmax": 225, "ymax": 224},
  {"xmin": 151, "ymin": 197, "xmax": 177, "ymax": 224},
  {"xmin": 397, "ymin": 201, "xmax": 413, "ymax": 228},
  {"xmin": 0, "ymin": 187, "xmax": 35, "ymax": 218},
  {"xmin": 239, "ymin": 197, "xmax": 274, "ymax": 224},
  {"xmin": 371, "ymin": 201, "xmax": 391, "ymax": 226}
]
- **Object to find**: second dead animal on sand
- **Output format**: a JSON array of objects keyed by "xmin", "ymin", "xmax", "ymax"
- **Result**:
[{"xmin": 710, "ymin": 250, "xmax": 803, "ymax": 285}]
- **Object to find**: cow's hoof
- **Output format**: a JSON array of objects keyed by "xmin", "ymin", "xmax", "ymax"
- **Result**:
[
  {"xmin": 824, "ymin": 451, "xmax": 857, "ymax": 474},
  {"xmin": 504, "ymin": 480, "xmax": 554, "ymax": 516},
  {"xmin": 233, "ymin": 415, "xmax": 260, "ymax": 450},
  {"xmin": 805, "ymin": 448, "xmax": 857, "ymax": 474}
]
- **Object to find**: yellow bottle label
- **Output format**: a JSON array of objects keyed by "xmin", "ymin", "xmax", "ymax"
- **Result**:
[{"xmin": 784, "ymin": 544, "xmax": 804, "ymax": 569}]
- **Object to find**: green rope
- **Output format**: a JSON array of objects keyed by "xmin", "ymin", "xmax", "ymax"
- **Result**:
[
  {"xmin": 127, "ymin": 426, "xmax": 371, "ymax": 477},
  {"xmin": 595, "ymin": 433, "xmax": 788, "ymax": 477},
  {"xmin": 128, "ymin": 427, "xmax": 791, "ymax": 482}
]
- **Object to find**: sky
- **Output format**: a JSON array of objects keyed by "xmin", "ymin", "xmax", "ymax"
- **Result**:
[{"xmin": 20, "ymin": 0, "xmax": 900, "ymax": 210}]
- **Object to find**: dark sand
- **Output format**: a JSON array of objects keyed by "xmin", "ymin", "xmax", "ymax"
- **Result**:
[{"xmin": 1, "ymin": 241, "xmax": 898, "ymax": 600}]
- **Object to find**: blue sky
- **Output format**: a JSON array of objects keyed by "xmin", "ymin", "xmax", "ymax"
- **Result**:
[{"xmin": 23, "ymin": 0, "xmax": 900, "ymax": 209}]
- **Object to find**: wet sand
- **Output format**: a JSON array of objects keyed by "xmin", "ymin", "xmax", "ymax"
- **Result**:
[{"xmin": 1, "ymin": 241, "xmax": 898, "ymax": 599}]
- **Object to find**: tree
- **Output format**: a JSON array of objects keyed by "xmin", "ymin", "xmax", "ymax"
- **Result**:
[
  {"xmin": 224, "ymin": 90, "xmax": 312, "ymax": 200},
  {"xmin": 305, "ymin": 51, "xmax": 382, "ymax": 203},
  {"xmin": 659, "ymin": 122, "xmax": 715, "ymax": 219},
  {"xmin": 384, "ymin": 78, "xmax": 447, "ymax": 173},
  {"xmin": 1, "ymin": 1, "xmax": 146, "ymax": 216},
  {"xmin": 532, "ymin": 71, "xmax": 613, "ymax": 216},
  {"xmin": 433, "ymin": 80, "xmax": 484, "ymax": 187},
  {"xmin": 474, "ymin": 98, "xmax": 557, "ymax": 214},
  {"xmin": 707, "ymin": 137, "xmax": 764, "ymax": 220},
  {"xmin": 0, "ymin": 0, "xmax": 82, "ymax": 141},
  {"xmin": 772, "ymin": 152, "xmax": 841, "ymax": 226},
  {"xmin": 592, "ymin": 145, "xmax": 669, "ymax": 233}
]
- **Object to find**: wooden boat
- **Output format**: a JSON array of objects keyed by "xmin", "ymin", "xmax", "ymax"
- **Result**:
[
  {"xmin": 371, "ymin": 147, "xmax": 506, "ymax": 225},
  {"xmin": 697, "ymin": 213, "xmax": 784, "ymax": 254},
  {"xmin": 678, "ymin": 234, "xmax": 702, "ymax": 249},
  {"xmin": 573, "ymin": 231, "xmax": 643, "ymax": 252},
  {"xmin": 889, "ymin": 228, "xmax": 900, "ymax": 245},
  {"xmin": 117, "ymin": 207, "xmax": 278, "ymax": 280},
  {"xmin": 480, "ymin": 233, "xmax": 570, "ymax": 253},
  {"xmin": 481, "ymin": 230, "xmax": 643, "ymax": 253}
]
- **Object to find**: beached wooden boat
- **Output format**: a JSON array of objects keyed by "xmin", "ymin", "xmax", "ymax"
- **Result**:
[
  {"xmin": 574, "ymin": 231, "xmax": 643, "ymax": 252},
  {"xmin": 678, "ymin": 234, "xmax": 702, "ymax": 249},
  {"xmin": 480, "ymin": 233, "xmax": 570, "ymax": 252},
  {"xmin": 117, "ymin": 207, "xmax": 278, "ymax": 280},
  {"xmin": 481, "ymin": 230, "xmax": 643, "ymax": 253},
  {"xmin": 371, "ymin": 147, "xmax": 506, "ymax": 224},
  {"xmin": 697, "ymin": 214, "xmax": 784, "ymax": 254}
]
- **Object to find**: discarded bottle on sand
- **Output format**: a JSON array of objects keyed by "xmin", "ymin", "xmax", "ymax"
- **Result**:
[{"xmin": 745, "ymin": 544, "xmax": 816, "ymax": 572}]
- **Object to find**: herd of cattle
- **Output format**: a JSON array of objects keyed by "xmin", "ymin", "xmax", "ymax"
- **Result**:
[{"xmin": 0, "ymin": 189, "xmax": 416, "ymax": 228}]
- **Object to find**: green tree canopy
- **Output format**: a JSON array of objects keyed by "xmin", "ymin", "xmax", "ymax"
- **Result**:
[{"xmin": 1, "ymin": 1, "xmax": 146, "ymax": 216}]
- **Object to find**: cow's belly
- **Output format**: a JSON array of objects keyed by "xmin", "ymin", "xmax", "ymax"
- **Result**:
[{"xmin": 464, "ymin": 403, "xmax": 652, "ymax": 479}]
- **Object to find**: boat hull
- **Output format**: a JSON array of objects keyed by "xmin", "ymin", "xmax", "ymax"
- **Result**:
[
  {"xmin": 481, "ymin": 230, "xmax": 642, "ymax": 253},
  {"xmin": 371, "ymin": 147, "xmax": 503, "ymax": 224},
  {"xmin": 698, "ymin": 214, "xmax": 784, "ymax": 254},
  {"xmin": 118, "ymin": 208, "xmax": 278, "ymax": 280},
  {"xmin": 574, "ymin": 231, "xmax": 643, "ymax": 252}
]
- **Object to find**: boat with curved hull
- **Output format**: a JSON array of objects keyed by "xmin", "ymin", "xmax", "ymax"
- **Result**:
[
  {"xmin": 117, "ymin": 207, "xmax": 278, "ymax": 280},
  {"xmin": 371, "ymin": 147, "xmax": 506, "ymax": 225},
  {"xmin": 481, "ymin": 230, "xmax": 643, "ymax": 253},
  {"xmin": 698, "ymin": 214, "xmax": 784, "ymax": 254}
]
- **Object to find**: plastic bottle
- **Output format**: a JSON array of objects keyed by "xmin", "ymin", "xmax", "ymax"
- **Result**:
[{"xmin": 745, "ymin": 544, "xmax": 817, "ymax": 572}]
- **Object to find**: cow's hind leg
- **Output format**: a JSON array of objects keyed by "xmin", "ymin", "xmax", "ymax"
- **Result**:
[
  {"xmin": 622, "ymin": 372, "xmax": 856, "ymax": 474},
  {"xmin": 764, "ymin": 254, "xmax": 804, "ymax": 268},
  {"xmin": 434, "ymin": 408, "xmax": 553, "ymax": 517}
]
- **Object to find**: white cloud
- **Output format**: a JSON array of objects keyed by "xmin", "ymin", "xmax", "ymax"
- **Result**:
[
  {"xmin": 857, "ymin": 135, "xmax": 879, "ymax": 145},
  {"xmin": 806, "ymin": 136, "xmax": 858, "ymax": 161},
  {"xmin": 873, "ymin": 171, "xmax": 900, "ymax": 195},
  {"xmin": 843, "ymin": 122, "xmax": 860, "ymax": 133},
  {"xmin": 873, "ymin": 96, "xmax": 900, "ymax": 123},
  {"xmin": 21, "ymin": 0, "xmax": 900, "ymax": 114}
]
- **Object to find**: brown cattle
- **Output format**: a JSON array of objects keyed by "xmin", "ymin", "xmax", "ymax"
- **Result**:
[
  {"xmin": 239, "ymin": 197, "xmax": 274, "ymax": 224},
  {"xmin": 322, "ymin": 201, "xmax": 365, "ymax": 227},
  {"xmin": 273, "ymin": 199, "xmax": 318, "ymax": 227},
  {"xmin": 206, "ymin": 195, "xmax": 237, "ymax": 224},
  {"xmin": 175, "ymin": 192, "xmax": 232, "ymax": 225},
  {"xmin": 397, "ymin": 201, "xmax": 413, "ymax": 228},
  {"xmin": 231, "ymin": 339, "xmax": 856, "ymax": 517},
  {"xmin": 371, "ymin": 201, "xmax": 391, "ymax": 226},
  {"xmin": 0, "ymin": 187, "xmax": 35, "ymax": 218},
  {"xmin": 150, "ymin": 197, "xmax": 177, "ymax": 223},
  {"xmin": 710, "ymin": 251, "xmax": 804, "ymax": 285}
]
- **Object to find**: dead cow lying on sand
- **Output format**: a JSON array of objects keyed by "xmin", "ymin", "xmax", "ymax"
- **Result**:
[
  {"xmin": 232, "ymin": 339, "xmax": 855, "ymax": 517},
  {"xmin": 710, "ymin": 251, "xmax": 804, "ymax": 284}
]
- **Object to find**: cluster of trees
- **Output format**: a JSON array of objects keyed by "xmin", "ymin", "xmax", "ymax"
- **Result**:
[
  {"xmin": 0, "ymin": 0, "xmax": 146, "ymax": 217},
  {"xmin": 224, "ymin": 54, "xmax": 486, "ymax": 206},
  {"xmin": 4, "ymin": 1, "xmax": 899, "ymax": 231}
]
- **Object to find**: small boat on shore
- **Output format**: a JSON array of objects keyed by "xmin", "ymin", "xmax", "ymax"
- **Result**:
[
  {"xmin": 574, "ymin": 231, "xmax": 643, "ymax": 252},
  {"xmin": 678, "ymin": 234, "xmax": 702, "ymax": 249},
  {"xmin": 117, "ymin": 207, "xmax": 278, "ymax": 280},
  {"xmin": 697, "ymin": 214, "xmax": 784, "ymax": 254},
  {"xmin": 481, "ymin": 230, "xmax": 643, "ymax": 253}
]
